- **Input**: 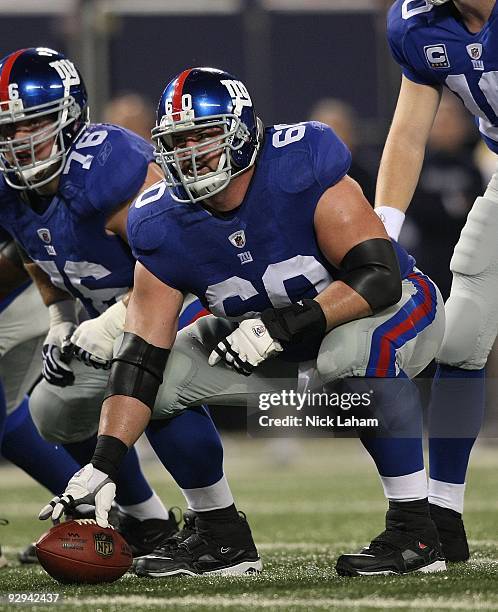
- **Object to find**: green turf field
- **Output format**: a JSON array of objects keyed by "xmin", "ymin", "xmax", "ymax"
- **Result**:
[{"xmin": 0, "ymin": 437, "xmax": 497, "ymax": 611}]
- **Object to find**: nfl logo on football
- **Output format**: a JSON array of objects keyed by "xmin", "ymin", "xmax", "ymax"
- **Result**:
[{"xmin": 94, "ymin": 533, "xmax": 114, "ymax": 558}]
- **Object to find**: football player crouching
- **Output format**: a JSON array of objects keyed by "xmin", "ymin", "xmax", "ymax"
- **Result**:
[{"xmin": 43, "ymin": 66, "xmax": 448, "ymax": 577}]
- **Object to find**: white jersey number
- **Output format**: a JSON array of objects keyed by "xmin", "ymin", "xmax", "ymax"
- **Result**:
[
  {"xmin": 134, "ymin": 181, "xmax": 167, "ymax": 209},
  {"xmin": 445, "ymin": 72, "xmax": 498, "ymax": 141},
  {"xmin": 63, "ymin": 129, "xmax": 109, "ymax": 175},
  {"xmin": 205, "ymin": 255, "xmax": 331, "ymax": 319},
  {"xmin": 272, "ymin": 124, "xmax": 306, "ymax": 148},
  {"xmin": 34, "ymin": 259, "xmax": 128, "ymax": 314},
  {"xmin": 401, "ymin": 0, "xmax": 433, "ymax": 20}
]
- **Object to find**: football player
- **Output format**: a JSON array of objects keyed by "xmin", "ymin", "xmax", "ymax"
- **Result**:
[
  {"xmin": 0, "ymin": 48, "xmax": 258, "ymax": 567},
  {"xmin": 42, "ymin": 67, "xmax": 449, "ymax": 577},
  {"xmin": 375, "ymin": 0, "xmax": 497, "ymax": 562},
  {"xmin": 0, "ymin": 237, "xmax": 83, "ymax": 563}
]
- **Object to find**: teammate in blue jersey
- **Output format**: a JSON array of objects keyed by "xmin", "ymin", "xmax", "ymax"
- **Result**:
[
  {"xmin": 375, "ymin": 0, "xmax": 498, "ymax": 563},
  {"xmin": 0, "ymin": 48, "xmax": 259, "ymax": 568},
  {"xmin": 0, "ymin": 239, "xmax": 83, "ymax": 564},
  {"xmin": 43, "ymin": 66, "xmax": 450, "ymax": 577}
]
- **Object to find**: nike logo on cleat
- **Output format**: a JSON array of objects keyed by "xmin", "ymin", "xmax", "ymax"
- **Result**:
[{"xmin": 220, "ymin": 547, "xmax": 231, "ymax": 554}]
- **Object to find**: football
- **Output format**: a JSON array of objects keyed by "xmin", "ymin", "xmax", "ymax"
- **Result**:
[{"xmin": 35, "ymin": 519, "xmax": 133, "ymax": 584}]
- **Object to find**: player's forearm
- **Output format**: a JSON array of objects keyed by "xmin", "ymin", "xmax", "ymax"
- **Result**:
[
  {"xmin": 315, "ymin": 281, "xmax": 372, "ymax": 330},
  {"xmin": 24, "ymin": 261, "xmax": 73, "ymax": 306},
  {"xmin": 375, "ymin": 78, "xmax": 441, "ymax": 240},
  {"xmin": 375, "ymin": 128, "xmax": 427, "ymax": 214},
  {"xmin": 90, "ymin": 338, "xmax": 169, "ymax": 477},
  {"xmin": 315, "ymin": 237, "xmax": 401, "ymax": 330}
]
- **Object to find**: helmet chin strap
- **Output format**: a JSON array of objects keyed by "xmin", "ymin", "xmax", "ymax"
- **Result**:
[
  {"xmin": 189, "ymin": 152, "xmax": 230, "ymax": 198},
  {"xmin": 427, "ymin": 0, "xmax": 451, "ymax": 5}
]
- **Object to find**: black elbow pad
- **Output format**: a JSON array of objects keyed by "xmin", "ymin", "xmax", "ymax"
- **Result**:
[
  {"xmin": 339, "ymin": 238, "xmax": 402, "ymax": 313},
  {"xmin": 104, "ymin": 332, "xmax": 170, "ymax": 411}
]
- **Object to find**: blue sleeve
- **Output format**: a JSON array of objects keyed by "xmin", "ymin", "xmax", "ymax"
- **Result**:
[
  {"xmin": 127, "ymin": 195, "xmax": 187, "ymax": 292},
  {"xmin": 86, "ymin": 126, "xmax": 155, "ymax": 216},
  {"xmin": 308, "ymin": 122, "xmax": 351, "ymax": 191},
  {"xmin": 386, "ymin": 3, "xmax": 438, "ymax": 86}
]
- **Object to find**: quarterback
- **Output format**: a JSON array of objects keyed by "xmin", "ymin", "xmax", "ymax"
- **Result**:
[
  {"xmin": 44, "ymin": 67, "xmax": 449, "ymax": 577},
  {"xmin": 376, "ymin": 0, "xmax": 498, "ymax": 562},
  {"xmin": 0, "ymin": 48, "xmax": 258, "ymax": 567}
]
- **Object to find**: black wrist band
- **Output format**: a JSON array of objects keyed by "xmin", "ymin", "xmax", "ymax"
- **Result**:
[
  {"xmin": 261, "ymin": 299, "xmax": 327, "ymax": 345},
  {"xmin": 91, "ymin": 434, "xmax": 128, "ymax": 482}
]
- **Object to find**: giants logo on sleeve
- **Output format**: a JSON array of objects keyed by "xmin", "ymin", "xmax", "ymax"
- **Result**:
[{"xmin": 424, "ymin": 44, "xmax": 450, "ymax": 69}]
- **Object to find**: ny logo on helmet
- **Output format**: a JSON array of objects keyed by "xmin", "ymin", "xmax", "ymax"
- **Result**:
[
  {"xmin": 49, "ymin": 59, "xmax": 80, "ymax": 91},
  {"xmin": 221, "ymin": 80, "xmax": 252, "ymax": 116}
]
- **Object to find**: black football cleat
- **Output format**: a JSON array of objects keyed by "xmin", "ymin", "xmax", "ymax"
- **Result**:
[
  {"xmin": 336, "ymin": 500, "xmax": 446, "ymax": 576},
  {"xmin": 134, "ymin": 512, "xmax": 262, "ymax": 577},
  {"xmin": 132, "ymin": 509, "xmax": 197, "ymax": 567},
  {"xmin": 429, "ymin": 503, "xmax": 470, "ymax": 563},
  {"xmin": 160, "ymin": 508, "xmax": 197, "ymax": 548},
  {"xmin": 336, "ymin": 530, "xmax": 446, "ymax": 576},
  {"xmin": 117, "ymin": 508, "xmax": 181, "ymax": 558}
]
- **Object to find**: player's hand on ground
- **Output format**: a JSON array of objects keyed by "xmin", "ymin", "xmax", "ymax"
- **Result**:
[
  {"xmin": 38, "ymin": 464, "xmax": 116, "ymax": 528},
  {"xmin": 42, "ymin": 320, "xmax": 76, "ymax": 387},
  {"xmin": 208, "ymin": 318, "xmax": 282, "ymax": 375},
  {"xmin": 70, "ymin": 300, "xmax": 127, "ymax": 370}
]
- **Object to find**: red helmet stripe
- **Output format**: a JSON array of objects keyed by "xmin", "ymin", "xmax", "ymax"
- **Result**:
[
  {"xmin": 171, "ymin": 68, "xmax": 193, "ymax": 114},
  {"xmin": 0, "ymin": 48, "xmax": 28, "ymax": 103}
]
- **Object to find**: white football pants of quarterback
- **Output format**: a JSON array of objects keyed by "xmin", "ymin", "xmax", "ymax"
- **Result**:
[{"xmin": 437, "ymin": 169, "xmax": 498, "ymax": 369}]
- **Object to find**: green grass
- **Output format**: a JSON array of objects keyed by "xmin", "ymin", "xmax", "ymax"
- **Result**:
[{"xmin": 1, "ymin": 437, "xmax": 497, "ymax": 611}]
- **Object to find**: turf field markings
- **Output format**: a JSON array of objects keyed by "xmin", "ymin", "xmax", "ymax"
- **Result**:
[{"xmin": 62, "ymin": 595, "xmax": 498, "ymax": 610}]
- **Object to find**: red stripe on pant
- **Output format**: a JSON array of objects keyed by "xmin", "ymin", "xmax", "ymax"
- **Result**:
[{"xmin": 375, "ymin": 274, "xmax": 433, "ymax": 376}]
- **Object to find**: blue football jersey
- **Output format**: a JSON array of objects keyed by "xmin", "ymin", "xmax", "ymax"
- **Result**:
[
  {"xmin": 128, "ymin": 121, "xmax": 415, "ymax": 359},
  {"xmin": 0, "ymin": 124, "xmax": 154, "ymax": 317},
  {"xmin": 388, "ymin": 0, "xmax": 498, "ymax": 152}
]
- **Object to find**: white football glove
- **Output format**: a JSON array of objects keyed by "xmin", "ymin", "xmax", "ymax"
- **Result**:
[
  {"xmin": 39, "ymin": 464, "xmax": 116, "ymax": 528},
  {"xmin": 208, "ymin": 318, "xmax": 283, "ymax": 375},
  {"xmin": 42, "ymin": 300, "xmax": 77, "ymax": 387},
  {"xmin": 70, "ymin": 299, "xmax": 127, "ymax": 370}
]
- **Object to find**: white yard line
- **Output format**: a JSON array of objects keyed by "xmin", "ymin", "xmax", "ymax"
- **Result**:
[{"xmin": 62, "ymin": 595, "xmax": 498, "ymax": 610}]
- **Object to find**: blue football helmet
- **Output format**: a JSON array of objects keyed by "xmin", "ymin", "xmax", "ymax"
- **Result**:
[
  {"xmin": 152, "ymin": 67, "xmax": 262, "ymax": 203},
  {"xmin": 0, "ymin": 47, "xmax": 88, "ymax": 190}
]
